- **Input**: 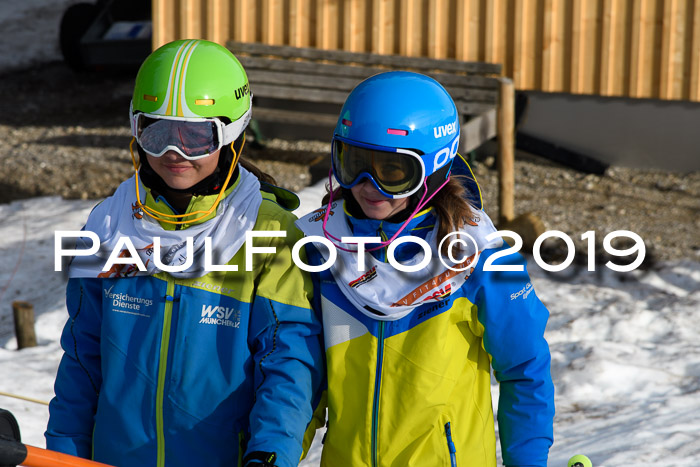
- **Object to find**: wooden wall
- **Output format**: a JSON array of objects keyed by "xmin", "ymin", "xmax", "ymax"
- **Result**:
[{"xmin": 152, "ymin": 0, "xmax": 700, "ymax": 102}]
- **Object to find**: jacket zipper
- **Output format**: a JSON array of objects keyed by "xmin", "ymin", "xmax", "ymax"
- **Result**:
[
  {"xmin": 156, "ymin": 280, "xmax": 176, "ymax": 467},
  {"xmin": 371, "ymin": 321, "xmax": 386, "ymax": 467},
  {"xmin": 377, "ymin": 225, "xmax": 388, "ymax": 262},
  {"xmin": 445, "ymin": 422, "xmax": 457, "ymax": 467}
]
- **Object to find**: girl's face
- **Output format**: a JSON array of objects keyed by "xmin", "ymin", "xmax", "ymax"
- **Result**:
[
  {"xmin": 146, "ymin": 149, "xmax": 220, "ymax": 190},
  {"xmin": 351, "ymin": 181, "xmax": 409, "ymax": 220}
]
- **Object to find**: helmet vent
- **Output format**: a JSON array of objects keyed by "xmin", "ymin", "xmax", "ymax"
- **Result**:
[
  {"xmin": 195, "ymin": 99, "xmax": 215, "ymax": 106},
  {"xmin": 143, "ymin": 94, "xmax": 158, "ymax": 102},
  {"xmin": 341, "ymin": 118, "xmax": 352, "ymax": 126},
  {"xmin": 387, "ymin": 128, "xmax": 408, "ymax": 136}
]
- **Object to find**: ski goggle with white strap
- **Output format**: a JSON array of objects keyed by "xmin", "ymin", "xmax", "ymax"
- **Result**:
[
  {"xmin": 331, "ymin": 136, "xmax": 426, "ymax": 199},
  {"xmin": 131, "ymin": 107, "xmax": 251, "ymax": 160}
]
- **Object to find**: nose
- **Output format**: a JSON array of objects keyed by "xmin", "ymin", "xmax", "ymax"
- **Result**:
[
  {"xmin": 162, "ymin": 150, "xmax": 186, "ymax": 161},
  {"xmin": 358, "ymin": 179, "xmax": 383, "ymax": 196}
]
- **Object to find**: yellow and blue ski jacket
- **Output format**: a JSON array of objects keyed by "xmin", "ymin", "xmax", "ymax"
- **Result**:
[
  {"xmin": 46, "ymin": 179, "xmax": 324, "ymax": 467},
  {"xmin": 304, "ymin": 208, "xmax": 554, "ymax": 467}
]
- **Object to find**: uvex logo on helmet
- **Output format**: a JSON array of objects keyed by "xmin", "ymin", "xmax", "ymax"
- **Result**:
[
  {"xmin": 234, "ymin": 83, "xmax": 250, "ymax": 100},
  {"xmin": 433, "ymin": 121, "xmax": 458, "ymax": 139}
]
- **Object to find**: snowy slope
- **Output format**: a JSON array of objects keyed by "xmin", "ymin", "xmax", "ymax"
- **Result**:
[{"xmin": 1, "ymin": 184, "xmax": 699, "ymax": 467}]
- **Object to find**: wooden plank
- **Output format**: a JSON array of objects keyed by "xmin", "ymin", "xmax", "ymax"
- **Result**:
[
  {"xmin": 152, "ymin": 0, "xmax": 176, "ymax": 48},
  {"xmin": 247, "ymin": 70, "xmax": 498, "ymax": 102},
  {"xmin": 251, "ymin": 83, "xmax": 496, "ymax": 115},
  {"xmin": 289, "ymin": 0, "xmax": 312, "ymax": 47},
  {"xmin": 180, "ymin": 0, "xmax": 200, "ymax": 39},
  {"xmin": 585, "ymin": 0, "xmax": 600, "ymax": 95},
  {"xmin": 455, "ymin": 0, "xmax": 481, "ymax": 61},
  {"xmin": 428, "ymin": 0, "xmax": 449, "ymax": 58},
  {"xmin": 570, "ymin": 0, "xmax": 584, "ymax": 93},
  {"xmin": 317, "ymin": 0, "xmax": 340, "ymax": 49},
  {"xmin": 247, "ymin": 70, "xmax": 368, "ymax": 91},
  {"xmin": 232, "ymin": 0, "xmax": 257, "ymax": 43},
  {"xmin": 261, "ymin": 0, "xmax": 285, "ymax": 45},
  {"xmin": 237, "ymin": 56, "xmax": 501, "ymax": 88},
  {"xmin": 497, "ymin": 77, "xmax": 515, "ymax": 224},
  {"xmin": 629, "ymin": 0, "xmax": 644, "ymax": 97},
  {"xmin": 691, "ymin": 0, "xmax": 700, "ymax": 100},
  {"xmin": 227, "ymin": 41, "xmax": 502, "ymax": 74},
  {"xmin": 542, "ymin": 0, "xmax": 561, "ymax": 91},
  {"xmin": 460, "ymin": 108, "xmax": 497, "ymax": 154},
  {"xmin": 485, "ymin": 0, "xmax": 507, "ymax": 65},
  {"xmin": 345, "ymin": 0, "xmax": 368, "ymax": 52},
  {"xmin": 251, "ymin": 83, "xmax": 352, "ymax": 104},
  {"xmin": 599, "ymin": 0, "xmax": 617, "ymax": 95},
  {"xmin": 513, "ymin": 0, "xmax": 535, "ymax": 90},
  {"xmin": 372, "ymin": 0, "xmax": 396, "ymax": 55},
  {"xmin": 400, "ymin": 0, "xmax": 423, "ymax": 57},
  {"xmin": 253, "ymin": 107, "xmax": 339, "ymax": 126},
  {"xmin": 207, "ymin": 0, "xmax": 229, "ymax": 44},
  {"xmin": 660, "ymin": 0, "xmax": 676, "ymax": 99}
]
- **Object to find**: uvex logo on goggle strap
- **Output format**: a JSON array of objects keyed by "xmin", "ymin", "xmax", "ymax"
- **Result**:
[{"xmin": 234, "ymin": 83, "xmax": 250, "ymax": 100}]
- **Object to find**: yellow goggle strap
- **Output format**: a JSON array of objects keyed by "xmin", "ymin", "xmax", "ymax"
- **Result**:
[{"xmin": 128, "ymin": 135, "xmax": 243, "ymax": 225}]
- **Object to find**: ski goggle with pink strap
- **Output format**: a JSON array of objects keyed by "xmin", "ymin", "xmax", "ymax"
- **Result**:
[{"xmin": 331, "ymin": 136, "xmax": 426, "ymax": 199}]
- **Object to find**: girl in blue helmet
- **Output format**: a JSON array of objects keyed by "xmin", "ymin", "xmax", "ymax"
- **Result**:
[{"xmin": 296, "ymin": 71, "xmax": 554, "ymax": 466}]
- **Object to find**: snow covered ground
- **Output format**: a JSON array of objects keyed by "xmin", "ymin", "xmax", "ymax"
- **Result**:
[
  {"xmin": 1, "ymin": 190, "xmax": 699, "ymax": 467},
  {"xmin": 1, "ymin": 1, "xmax": 700, "ymax": 466}
]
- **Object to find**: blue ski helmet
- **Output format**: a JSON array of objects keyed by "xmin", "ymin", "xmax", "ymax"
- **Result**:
[{"xmin": 332, "ymin": 71, "xmax": 460, "ymax": 199}]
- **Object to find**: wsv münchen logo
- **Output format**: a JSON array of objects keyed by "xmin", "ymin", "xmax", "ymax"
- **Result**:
[{"xmin": 199, "ymin": 305, "xmax": 241, "ymax": 328}]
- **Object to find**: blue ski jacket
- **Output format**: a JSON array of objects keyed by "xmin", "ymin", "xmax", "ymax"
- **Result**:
[
  {"xmin": 46, "ymin": 183, "xmax": 324, "ymax": 467},
  {"xmin": 298, "ymin": 205, "xmax": 555, "ymax": 467}
]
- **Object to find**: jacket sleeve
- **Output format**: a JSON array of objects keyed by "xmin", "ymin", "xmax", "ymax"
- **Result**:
[
  {"xmin": 45, "ymin": 277, "xmax": 104, "ymax": 458},
  {"xmin": 470, "ymin": 245, "xmax": 555, "ymax": 467},
  {"xmin": 245, "ymin": 212, "xmax": 325, "ymax": 467}
]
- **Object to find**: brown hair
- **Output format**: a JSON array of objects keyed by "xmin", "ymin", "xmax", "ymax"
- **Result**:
[
  {"xmin": 322, "ymin": 176, "xmax": 477, "ymax": 255},
  {"xmin": 430, "ymin": 176, "xmax": 476, "ymax": 255},
  {"xmin": 238, "ymin": 157, "xmax": 277, "ymax": 186}
]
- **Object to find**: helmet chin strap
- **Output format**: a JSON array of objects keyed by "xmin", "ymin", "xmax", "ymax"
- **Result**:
[
  {"xmin": 128, "ymin": 135, "xmax": 243, "ymax": 225},
  {"xmin": 322, "ymin": 169, "xmax": 449, "ymax": 253}
]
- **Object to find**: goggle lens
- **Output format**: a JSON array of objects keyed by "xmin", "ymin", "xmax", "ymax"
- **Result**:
[
  {"xmin": 137, "ymin": 116, "xmax": 220, "ymax": 159},
  {"xmin": 333, "ymin": 140, "xmax": 423, "ymax": 196}
]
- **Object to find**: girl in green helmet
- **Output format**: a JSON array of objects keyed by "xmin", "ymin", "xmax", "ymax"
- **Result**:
[{"xmin": 46, "ymin": 39, "xmax": 323, "ymax": 467}]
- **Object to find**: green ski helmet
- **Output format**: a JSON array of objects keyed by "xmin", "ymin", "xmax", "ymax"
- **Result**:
[{"xmin": 130, "ymin": 39, "xmax": 252, "ymax": 159}]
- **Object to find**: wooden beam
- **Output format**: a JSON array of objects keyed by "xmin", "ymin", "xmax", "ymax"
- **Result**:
[
  {"xmin": 485, "ymin": 0, "xmax": 507, "ymax": 65},
  {"xmin": 12, "ymin": 301, "xmax": 37, "ymax": 350},
  {"xmin": 372, "ymin": 0, "xmax": 395, "ymax": 55},
  {"xmin": 428, "ymin": 0, "xmax": 449, "ymax": 58},
  {"xmin": 660, "ymin": 0, "xmax": 677, "ymax": 99},
  {"xmin": 227, "ymin": 41, "xmax": 502, "ymax": 74},
  {"xmin": 542, "ymin": 0, "xmax": 565, "ymax": 91},
  {"xmin": 399, "ymin": 0, "xmax": 422, "ymax": 57},
  {"xmin": 570, "ymin": 0, "xmax": 584, "ymax": 93},
  {"xmin": 497, "ymin": 78, "xmax": 515, "ymax": 224},
  {"xmin": 344, "ymin": 0, "xmax": 368, "ymax": 52},
  {"xmin": 691, "ymin": 0, "xmax": 700, "ymax": 100},
  {"xmin": 262, "ymin": 0, "xmax": 285, "ymax": 45},
  {"xmin": 207, "ymin": 0, "xmax": 229, "ymax": 44},
  {"xmin": 152, "ymin": 0, "xmax": 175, "ymax": 49},
  {"xmin": 290, "ymin": 0, "xmax": 312, "ymax": 47},
  {"xmin": 317, "ymin": 0, "xmax": 340, "ymax": 49},
  {"xmin": 232, "ymin": 0, "xmax": 257, "ymax": 43}
]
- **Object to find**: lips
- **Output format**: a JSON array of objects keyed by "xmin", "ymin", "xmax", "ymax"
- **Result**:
[
  {"xmin": 163, "ymin": 164, "xmax": 191, "ymax": 174},
  {"xmin": 362, "ymin": 197, "xmax": 386, "ymax": 206}
]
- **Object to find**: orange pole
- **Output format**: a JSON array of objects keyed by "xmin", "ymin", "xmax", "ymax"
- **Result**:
[{"xmin": 23, "ymin": 445, "xmax": 114, "ymax": 467}]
